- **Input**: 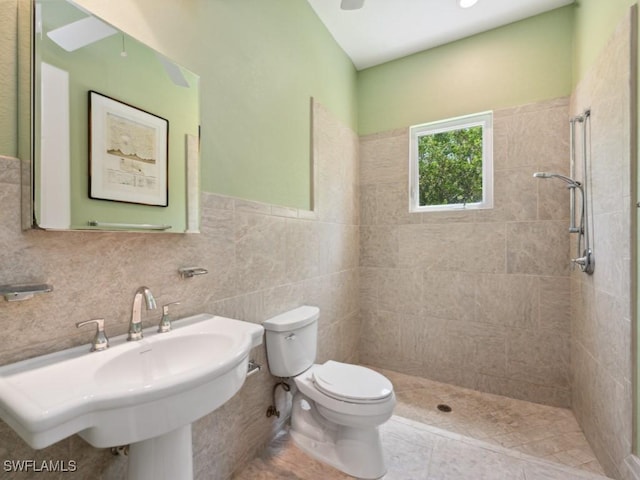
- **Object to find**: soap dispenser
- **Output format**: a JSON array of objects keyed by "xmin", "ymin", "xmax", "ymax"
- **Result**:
[{"xmin": 158, "ymin": 301, "xmax": 180, "ymax": 333}]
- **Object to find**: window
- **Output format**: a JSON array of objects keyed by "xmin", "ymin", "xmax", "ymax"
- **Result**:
[{"xmin": 409, "ymin": 112, "xmax": 493, "ymax": 211}]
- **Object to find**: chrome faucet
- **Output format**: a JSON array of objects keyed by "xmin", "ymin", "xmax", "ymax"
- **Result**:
[{"xmin": 127, "ymin": 286, "xmax": 157, "ymax": 341}]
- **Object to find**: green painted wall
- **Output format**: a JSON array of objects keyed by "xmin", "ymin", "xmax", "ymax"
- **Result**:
[
  {"xmin": 0, "ymin": 0, "xmax": 18, "ymax": 157},
  {"xmin": 74, "ymin": 0, "xmax": 358, "ymax": 210},
  {"xmin": 573, "ymin": 0, "xmax": 636, "ymax": 83},
  {"xmin": 357, "ymin": 6, "xmax": 575, "ymax": 135},
  {"xmin": 2, "ymin": 0, "xmax": 357, "ymax": 210}
]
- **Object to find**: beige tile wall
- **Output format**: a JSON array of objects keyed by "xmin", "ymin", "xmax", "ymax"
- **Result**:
[
  {"xmin": 0, "ymin": 101, "xmax": 360, "ymax": 479},
  {"xmin": 359, "ymin": 97, "xmax": 573, "ymax": 408},
  {"xmin": 569, "ymin": 9, "xmax": 634, "ymax": 480}
]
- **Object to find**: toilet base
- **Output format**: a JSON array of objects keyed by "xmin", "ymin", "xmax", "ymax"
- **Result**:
[{"xmin": 290, "ymin": 394, "xmax": 387, "ymax": 480}]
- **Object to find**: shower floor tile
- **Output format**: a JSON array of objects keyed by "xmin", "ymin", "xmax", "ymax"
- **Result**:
[
  {"xmin": 377, "ymin": 368, "xmax": 606, "ymax": 476},
  {"xmin": 233, "ymin": 368, "xmax": 610, "ymax": 480}
]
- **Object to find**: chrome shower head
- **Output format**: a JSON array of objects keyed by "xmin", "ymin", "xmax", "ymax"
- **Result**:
[{"xmin": 533, "ymin": 172, "xmax": 582, "ymax": 188}]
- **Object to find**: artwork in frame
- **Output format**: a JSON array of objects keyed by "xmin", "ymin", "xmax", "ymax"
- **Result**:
[{"xmin": 89, "ymin": 91, "xmax": 169, "ymax": 206}]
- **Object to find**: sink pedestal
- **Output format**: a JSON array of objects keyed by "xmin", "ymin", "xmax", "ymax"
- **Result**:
[{"xmin": 128, "ymin": 425, "xmax": 193, "ymax": 480}]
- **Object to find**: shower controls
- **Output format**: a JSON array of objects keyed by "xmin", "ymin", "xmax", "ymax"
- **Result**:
[
  {"xmin": 533, "ymin": 109, "xmax": 594, "ymax": 275},
  {"xmin": 571, "ymin": 250, "xmax": 595, "ymax": 275}
]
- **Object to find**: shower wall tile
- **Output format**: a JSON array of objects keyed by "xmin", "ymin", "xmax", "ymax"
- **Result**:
[
  {"xmin": 474, "ymin": 274, "xmax": 539, "ymax": 330},
  {"xmin": 359, "ymin": 97, "xmax": 572, "ymax": 407},
  {"xmin": 375, "ymin": 182, "xmax": 422, "ymax": 225},
  {"xmin": 475, "ymin": 374, "xmax": 571, "ymax": 408},
  {"xmin": 505, "ymin": 328, "xmax": 570, "ymax": 387},
  {"xmin": 423, "ymin": 270, "xmax": 476, "ymax": 323},
  {"xmin": 359, "ymin": 184, "xmax": 377, "ymax": 226},
  {"xmin": 0, "ymin": 99, "xmax": 360, "ymax": 479},
  {"xmin": 592, "ymin": 211, "xmax": 630, "ymax": 300},
  {"xmin": 420, "ymin": 316, "xmax": 508, "ymax": 380},
  {"xmin": 569, "ymin": 9, "xmax": 634, "ymax": 479},
  {"xmin": 319, "ymin": 223, "xmax": 359, "ymax": 275},
  {"xmin": 538, "ymin": 276, "xmax": 571, "ymax": 334},
  {"xmin": 376, "ymin": 268, "xmax": 424, "ymax": 316},
  {"xmin": 537, "ymin": 176, "xmax": 571, "ymax": 221},
  {"xmin": 492, "ymin": 113, "xmax": 510, "ymax": 172},
  {"xmin": 506, "ymin": 100, "xmax": 570, "ymax": 171},
  {"xmin": 360, "ymin": 225, "xmax": 399, "ymax": 267},
  {"xmin": 506, "ymin": 221, "xmax": 570, "ymax": 276},
  {"xmin": 359, "ymin": 128, "xmax": 408, "ymax": 186},
  {"xmin": 474, "ymin": 167, "xmax": 538, "ymax": 223},
  {"xmin": 398, "ymin": 222, "xmax": 507, "ymax": 273}
]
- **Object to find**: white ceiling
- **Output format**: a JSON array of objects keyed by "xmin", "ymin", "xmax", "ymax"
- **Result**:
[{"xmin": 306, "ymin": 0, "xmax": 574, "ymax": 70}]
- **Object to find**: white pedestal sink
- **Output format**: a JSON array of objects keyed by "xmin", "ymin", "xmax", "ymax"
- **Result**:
[{"xmin": 0, "ymin": 314, "xmax": 264, "ymax": 480}]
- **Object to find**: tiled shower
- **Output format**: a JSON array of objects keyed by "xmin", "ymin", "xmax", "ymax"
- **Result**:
[{"xmin": 358, "ymin": 8, "xmax": 635, "ymax": 478}]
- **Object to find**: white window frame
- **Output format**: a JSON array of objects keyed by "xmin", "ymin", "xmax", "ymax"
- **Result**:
[{"xmin": 409, "ymin": 111, "xmax": 493, "ymax": 212}]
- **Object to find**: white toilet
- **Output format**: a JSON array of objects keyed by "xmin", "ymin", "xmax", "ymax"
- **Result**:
[{"xmin": 263, "ymin": 305, "xmax": 396, "ymax": 479}]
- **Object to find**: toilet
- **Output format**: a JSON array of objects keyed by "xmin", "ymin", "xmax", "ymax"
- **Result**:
[{"xmin": 262, "ymin": 306, "xmax": 396, "ymax": 479}]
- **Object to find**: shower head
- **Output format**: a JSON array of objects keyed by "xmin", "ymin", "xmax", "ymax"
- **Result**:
[{"xmin": 533, "ymin": 172, "xmax": 582, "ymax": 188}]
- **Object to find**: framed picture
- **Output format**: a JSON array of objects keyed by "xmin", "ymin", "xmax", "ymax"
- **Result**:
[{"xmin": 89, "ymin": 91, "xmax": 169, "ymax": 206}]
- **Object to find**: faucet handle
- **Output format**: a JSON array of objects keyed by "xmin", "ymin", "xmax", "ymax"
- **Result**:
[
  {"xmin": 76, "ymin": 318, "xmax": 109, "ymax": 352},
  {"xmin": 158, "ymin": 301, "xmax": 181, "ymax": 333}
]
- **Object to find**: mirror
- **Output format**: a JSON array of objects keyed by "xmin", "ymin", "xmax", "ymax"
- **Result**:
[{"xmin": 20, "ymin": 0, "xmax": 200, "ymax": 233}]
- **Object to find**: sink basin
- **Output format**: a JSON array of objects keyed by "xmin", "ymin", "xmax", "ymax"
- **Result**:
[{"xmin": 0, "ymin": 313, "xmax": 264, "ymax": 450}]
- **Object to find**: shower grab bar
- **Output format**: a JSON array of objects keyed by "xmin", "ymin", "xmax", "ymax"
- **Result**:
[{"xmin": 568, "ymin": 118, "xmax": 579, "ymax": 233}]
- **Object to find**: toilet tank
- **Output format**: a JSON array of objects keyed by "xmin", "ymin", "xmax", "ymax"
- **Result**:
[{"xmin": 262, "ymin": 306, "xmax": 319, "ymax": 377}]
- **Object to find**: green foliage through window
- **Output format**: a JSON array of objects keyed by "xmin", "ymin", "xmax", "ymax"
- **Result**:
[{"xmin": 418, "ymin": 126, "xmax": 483, "ymax": 206}]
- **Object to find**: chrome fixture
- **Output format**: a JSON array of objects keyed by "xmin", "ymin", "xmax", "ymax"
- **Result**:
[
  {"xmin": 533, "ymin": 109, "xmax": 594, "ymax": 275},
  {"xmin": 127, "ymin": 286, "xmax": 157, "ymax": 341},
  {"xmin": 76, "ymin": 318, "xmax": 109, "ymax": 351},
  {"xmin": 247, "ymin": 360, "xmax": 262, "ymax": 377},
  {"xmin": 0, "ymin": 283, "xmax": 53, "ymax": 302},
  {"xmin": 532, "ymin": 172, "xmax": 581, "ymax": 188},
  {"xmin": 178, "ymin": 267, "xmax": 208, "ymax": 279},
  {"xmin": 158, "ymin": 301, "xmax": 180, "ymax": 333},
  {"xmin": 532, "ymin": 172, "xmax": 583, "ymax": 234}
]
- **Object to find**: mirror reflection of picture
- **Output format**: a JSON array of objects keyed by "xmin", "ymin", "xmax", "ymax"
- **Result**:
[{"xmin": 89, "ymin": 91, "xmax": 169, "ymax": 206}]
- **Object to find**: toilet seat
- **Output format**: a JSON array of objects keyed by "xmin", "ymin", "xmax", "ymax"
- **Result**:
[{"xmin": 312, "ymin": 361, "xmax": 393, "ymax": 403}]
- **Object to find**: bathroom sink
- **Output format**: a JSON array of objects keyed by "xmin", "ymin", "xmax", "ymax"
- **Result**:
[{"xmin": 0, "ymin": 313, "xmax": 264, "ymax": 449}]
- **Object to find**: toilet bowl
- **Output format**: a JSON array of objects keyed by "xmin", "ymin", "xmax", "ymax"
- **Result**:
[{"xmin": 263, "ymin": 306, "xmax": 395, "ymax": 479}]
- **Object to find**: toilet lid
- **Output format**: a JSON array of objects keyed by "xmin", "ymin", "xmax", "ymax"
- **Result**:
[{"xmin": 312, "ymin": 361, "xmax": 393, "ymax": 402}]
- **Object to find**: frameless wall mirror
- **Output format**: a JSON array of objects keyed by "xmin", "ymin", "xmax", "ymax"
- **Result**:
[{"xmin": 19, "ymin": 0, "xmax": 201, "ymax": 233}]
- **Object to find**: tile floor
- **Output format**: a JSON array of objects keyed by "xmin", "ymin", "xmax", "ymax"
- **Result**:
[
  {"xmin": 379, "ymin": 368, "xmax": 605, "ymax": 475},
  {"xmin": 233, "ymin": 368, "xmax": 610, "ymax": 480}
]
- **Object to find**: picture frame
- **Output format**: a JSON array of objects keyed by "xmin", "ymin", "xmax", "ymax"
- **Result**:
[{"xmin": 89, "ymin": 91, "xmax": 169, "ymax": 206}]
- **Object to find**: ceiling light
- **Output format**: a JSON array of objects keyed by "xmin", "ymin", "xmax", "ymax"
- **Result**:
[
  {"xmin": 458, "ymin": 0, "xmax": 479, "ymax": 8},
  {"xmin": 340, "ymin": 0, "xmax": 365, "ymax": 10}
]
